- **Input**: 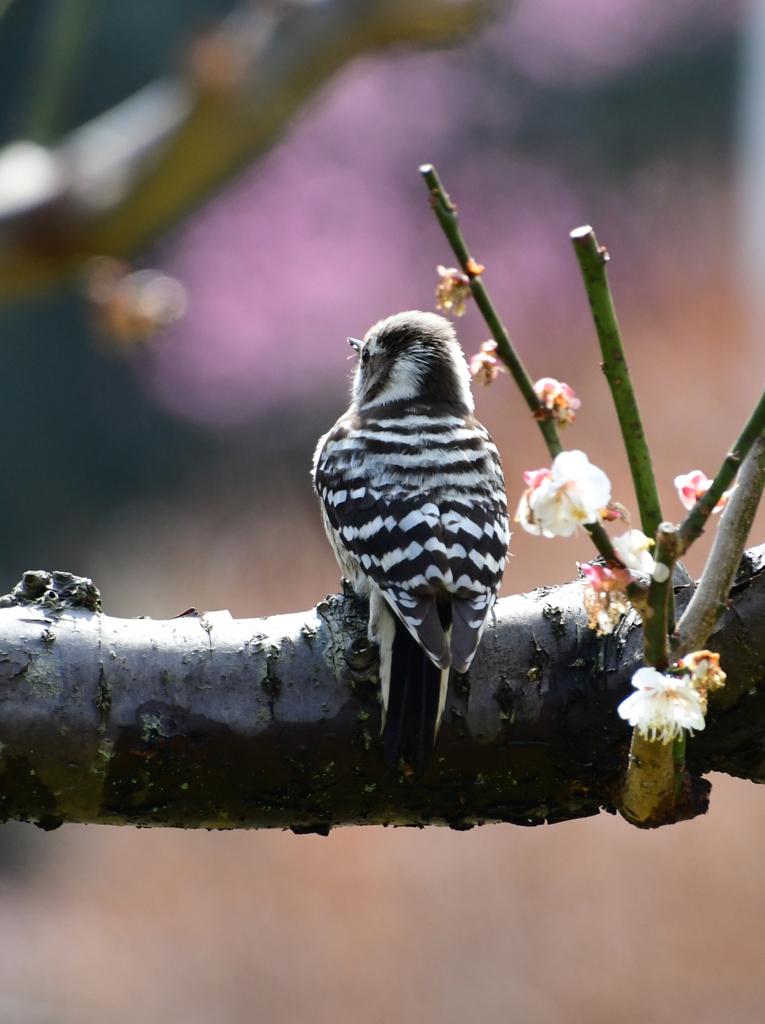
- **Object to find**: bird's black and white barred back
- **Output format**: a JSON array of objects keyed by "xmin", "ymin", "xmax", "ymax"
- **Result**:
[{"xmin": 313, "ymin": 311, "xmax": 509, "ymax": 770}]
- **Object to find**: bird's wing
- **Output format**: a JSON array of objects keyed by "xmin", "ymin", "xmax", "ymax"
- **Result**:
[
  {"xmin": 317, "ymin": 484, "xmax": 508, "ymax": 671},
  {"xmin": 316, "ymin": 482, "xmax": 453, "ymax": 667},
  {"xmin": 451, "ymin": 592, "xmax": 496, "ymax": 674},
  {"xmin": 438, "ymin": 495, "xmax": 508, "ymax": 672}
]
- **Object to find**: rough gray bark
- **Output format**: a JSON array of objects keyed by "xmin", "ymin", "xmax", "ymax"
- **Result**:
[{"xmin": 0, "ymin": 551, "xmax": 763, "ymax": 834}]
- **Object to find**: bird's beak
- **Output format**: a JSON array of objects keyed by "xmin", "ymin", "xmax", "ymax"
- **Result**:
[{"xmin": 348, "ymin": 337, "xmax": 361, "ymax": 353}]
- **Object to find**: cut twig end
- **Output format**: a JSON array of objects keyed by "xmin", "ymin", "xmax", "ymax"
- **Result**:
[
  {"xmin": 656, "ymin": 521, "xmax": 682, "ymax": 560},
  {"xmin": 570, "ymin": 224, "xmax": 593, "ymax": 240}
]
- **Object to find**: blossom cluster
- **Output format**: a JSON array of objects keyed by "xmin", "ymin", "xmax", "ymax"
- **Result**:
[
  {"xmin": 618, "ymin": 668, "xmax": 705, "ymax": 743},
  {"xmin": 617, "ymin": 653, "xmax": 726, "ymax": 743},
  {"xmin": 532, "ymin": 377, "xmax": 581, "ymax": 427},
  {"xmin": 515, "ymin": 448, "xmax": 685, "ymax": 632},
  {"xmin": 424, "ymin": 251, "xmax": 737, "ymax": 763}
]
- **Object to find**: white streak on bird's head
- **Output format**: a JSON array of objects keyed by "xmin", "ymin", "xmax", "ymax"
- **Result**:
[{"xmin": 350, "ymin": 311, "xmax": 474, "ymax": 412}]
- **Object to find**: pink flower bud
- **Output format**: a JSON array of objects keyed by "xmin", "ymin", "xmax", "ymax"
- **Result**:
[
  {"xmin": 469, "ymin": 340, "xmax": 505, "ymax": 387},
  {"xmin": 580, "ymin": 563, "xmax": 631, "ymax": 589},
  {"xmin": 677, "ymin": 650, "xmax": 726, "ymax": 711},
  {"xmin": 532, "ymin": 377, "xmax": 581, "ymax": 427},
  {"xmin": 673, "ymin": 470, "xmax": 732, "ymax": 513},
  {"xmin": 523, "ymin": 467, "xmax": 552, "ymax": 489}
]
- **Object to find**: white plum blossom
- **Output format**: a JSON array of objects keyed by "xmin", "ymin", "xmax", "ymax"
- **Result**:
[
  {"xmin": 612, "ymin": 529, "xmax": 654, "ymax": 572},
  {"xmin": 618, "ymin": 666, "xmax": 706, "ymax": 743},
  {"xmin": 611, "ymin": 529, "xmax": 670, "ymax": 582},
  {"xmin": 515, "ymin": 467, "xmax": 551, "ymax": 534},
  {"xmin": 516, "ymin": 450, "xmax": 611, "ymax": 538}
]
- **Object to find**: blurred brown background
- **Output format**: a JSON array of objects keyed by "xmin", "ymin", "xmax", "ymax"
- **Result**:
[{"xmin": 0, "ymin": 0, "xmax": 763, "ymax": 1021}]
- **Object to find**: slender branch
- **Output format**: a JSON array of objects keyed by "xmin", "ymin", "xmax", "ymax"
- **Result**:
[
  {"xmin": 679, "ymin": 388, "xmax": 765, "ymax": 552},
  {"xmin": 584, "ymin": 521, "xmax": 619, "ymax": 563},
  {"xmin": 673, "ymin": 434, "xmax": 765, "ymax": 658},
  {"xmin": 642, "ymin": 523, "xmax": 682, "ymax": 669},
  {"xmin": 420, "ymin": 168, "xmax": 620, "ymax": 564},
  {"xmin": 419, "ymin": 163, "xmax": 563, "ymax": 459},
  {"xmin": 673, "ymin": 731, "xmax": 687, "ymax": 797},
  {"xmin": 570, "ymin": 226, "xmax": 663, "ymax": 539}
]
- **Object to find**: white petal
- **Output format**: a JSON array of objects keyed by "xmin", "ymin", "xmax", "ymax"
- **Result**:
[
  {"xmin": 651, "ymin": 562, "xmax": 670, "ymax": 583},
  {"xmin": 619, "ymin": 667, "xmax": 706, "ymax": 742},
  {"xmin": 613, "ymin": 530, "xmax": 656, "ymax": 574}
]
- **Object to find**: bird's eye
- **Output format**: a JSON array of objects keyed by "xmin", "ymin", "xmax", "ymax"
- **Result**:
[{"xmin": 362, "ymin": 349, "xmax": 371, "ymax": 363}]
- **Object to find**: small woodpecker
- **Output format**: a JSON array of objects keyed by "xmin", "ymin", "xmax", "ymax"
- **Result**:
[{"xmin": 313, "ymin": 311, "xmax": 509, "ymax": 771}]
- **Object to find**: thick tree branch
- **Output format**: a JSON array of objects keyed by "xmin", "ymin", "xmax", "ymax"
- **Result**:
[{"xmin": 0, "ymin": 552, "xmax": 764, "ymax": 833}]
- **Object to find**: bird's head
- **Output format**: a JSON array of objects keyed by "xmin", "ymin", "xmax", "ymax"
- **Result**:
[{"xmin": 349, "ymin": 311, "xmax": 474, "ymax": 413}]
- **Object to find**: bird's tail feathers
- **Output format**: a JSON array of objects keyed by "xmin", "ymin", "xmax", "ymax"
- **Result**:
[
  {"xmin": 375, "ymin": 600, "xmax": 397, "ymax": 731},
  {"xmin": 450, "ymin": 594, "xmax": 495, "ymax": 674},
  {"xmin": 382, "ymin": 603, "xmax": 451, "ymax": 773}
]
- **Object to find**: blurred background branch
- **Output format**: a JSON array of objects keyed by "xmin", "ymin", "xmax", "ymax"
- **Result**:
[
  {"xmin": 0, "ymin": 0, "xmax": 503, "ymax": 302},
  {"xmin": 22, "ymin": 0, "xmax": 100, "ymax": 144}
]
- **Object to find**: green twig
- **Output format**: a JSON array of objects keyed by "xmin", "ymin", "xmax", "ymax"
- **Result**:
[
  {"xmin": 642, "ymin": 524, "xmax": 681, "ymax": 670},
  {"xmin": 571, "ymin": 226, "xmax": 663, "ymax": 539},
  {"xmin": 679, "ymin": 389, "xmax": 765, "ymax": 553},
  {"xmin": 584, "ymin": 522, "xmax": 618, "ymax": 563},
  {"xmin": 419, "ymin": 163, "xmax": 562, "ymax": 460},
  {"xmin": 420, "ymin": 167, "xmax": 619, "ymax": 565},
  {"xmin": 673, "ymin": 433, "xmax": 765, "ymax": 657}
]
